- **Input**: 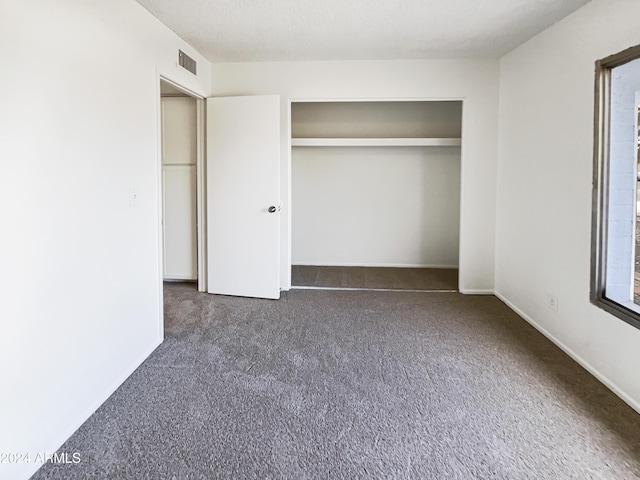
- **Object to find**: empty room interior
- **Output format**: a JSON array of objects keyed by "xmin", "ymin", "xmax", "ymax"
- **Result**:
[{"xmin": 3, "ymin": 0, "xmax": 640, "ymax": 478}]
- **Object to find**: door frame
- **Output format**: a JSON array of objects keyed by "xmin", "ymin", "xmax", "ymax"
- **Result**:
[{"xmin": 158, "ymin": 76, "xmax": 207, "ymax": 293}]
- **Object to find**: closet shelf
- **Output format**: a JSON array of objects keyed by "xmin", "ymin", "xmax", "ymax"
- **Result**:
[{"xmin": 291, "ymin": 137, "xmax": 461, "ymax": 147}]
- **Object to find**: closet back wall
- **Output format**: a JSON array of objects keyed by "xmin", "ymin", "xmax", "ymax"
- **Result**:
[{"xmin": 293, "ymin": 149, "xmax": 460, "ymax": 266}]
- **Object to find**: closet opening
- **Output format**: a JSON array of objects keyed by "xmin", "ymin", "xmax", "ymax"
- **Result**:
[{"xmin": 289, "ymin": 100, "xmax": 462, "ymax": 291}]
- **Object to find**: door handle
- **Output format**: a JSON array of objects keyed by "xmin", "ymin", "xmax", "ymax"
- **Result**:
[{"xmin": 268, "ymin": 206, "xmax": 277, "ymax": 213}]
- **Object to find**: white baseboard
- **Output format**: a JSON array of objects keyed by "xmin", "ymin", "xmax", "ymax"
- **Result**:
[
  {"xmin": 292, "ymin": 263, "xmax": 459, "ymax": 269},
  {"xmin": 495, "ymin": 291, "xmax": 640, "ymax": 415},
  {"xmin": 459, "ymin": 289, "xmax": 494, "ymax": 295}
]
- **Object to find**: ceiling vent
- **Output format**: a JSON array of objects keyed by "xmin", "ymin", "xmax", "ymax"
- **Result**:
[{"xmin": 178, "ymin": 50, "xmax": 196, "ymax": 75}]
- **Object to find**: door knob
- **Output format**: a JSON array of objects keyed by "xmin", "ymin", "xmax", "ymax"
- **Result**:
[{"xmin": 268, "ymin": 206, "xmax": 277, "ymax": 213}]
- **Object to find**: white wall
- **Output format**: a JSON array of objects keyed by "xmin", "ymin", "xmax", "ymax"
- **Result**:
[
  {"xmin": 0, "ymin": 1, "xmax": 210, "ymax": 479},
  {"xmin": 293, "ymin": 147, "xmax": 461, "ymax": 267},
  {"xmin": 496, "ymin": 0, "xmax": 640, "ymax": 412},
  {"xmin": 211, "ymin": 60, "xmax": 500, "ymax": 292}
]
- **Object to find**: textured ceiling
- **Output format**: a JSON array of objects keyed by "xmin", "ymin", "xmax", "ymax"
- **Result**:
[{"xmin": 135, "ymin": 0, "xmax": 591, "ymax": 62}]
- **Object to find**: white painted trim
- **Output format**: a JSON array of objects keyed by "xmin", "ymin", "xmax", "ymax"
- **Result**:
[
  {"xmin": 159, "ymin": 76, "xmax": 205, "ymax": 100},
  {"xmin": 459, "ymin": 289, "xmax": 494, "ymax": 295},
  {"xmin": 284, "ymin": 98, "xmax": 293, "ymax": 292},
  {"xmin": 292, "ymin": 262, "xmax": 459, "ymax": 268},
  {"xmin": 290, "ymin": 97, "xmax": 467, "ymax": 103},
  {"xmin": 195, "ymin": 97, "xmax": 207, "ymax": 293},
  {"xmin": 155, "ymin": 71, "xmax": 165, "ymax": 341},
  {"xmin": 495, "ymin": 291, "xmax": 640, "ymax": 415},
  {"xmin": 291, "ymin": 286, "xmax": 458, "ymax": 293}
]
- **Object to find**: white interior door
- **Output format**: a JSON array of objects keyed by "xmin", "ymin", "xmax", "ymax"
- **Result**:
[{"xmin": 206, "ymin": 95, "xmax": 281, "ymax": 299}]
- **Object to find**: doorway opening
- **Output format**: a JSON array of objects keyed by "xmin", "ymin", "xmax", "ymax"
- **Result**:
[{"xmin": 158, "ymin": 78, "xmax": 206, "ymax": 295}]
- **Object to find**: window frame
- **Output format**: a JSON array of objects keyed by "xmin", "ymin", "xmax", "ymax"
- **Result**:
[{"xmin": 591, "ymin": 44, "xmax": 640, "ymax": 330}]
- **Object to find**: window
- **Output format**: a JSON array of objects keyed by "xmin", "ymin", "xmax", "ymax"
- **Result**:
[{"xmin": 592, "ymin": 45, "xmax": 640, "ymax": 329}]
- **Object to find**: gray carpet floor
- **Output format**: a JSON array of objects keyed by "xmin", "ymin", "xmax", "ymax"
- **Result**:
[
  {"xmin": 291, "ymin": 265, "xmax": 458, "ymax": 291},
  {"xmin": 32, "ymin": 284, "xmax": 640, "ymax": 479}
]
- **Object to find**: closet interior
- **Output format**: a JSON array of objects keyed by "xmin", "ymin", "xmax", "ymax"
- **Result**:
[{"xmin": 290, "ymin": 100, "xmax": 463, "ymax": 290}]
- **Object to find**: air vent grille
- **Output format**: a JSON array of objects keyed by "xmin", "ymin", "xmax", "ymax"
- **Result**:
[{"xmin": 178, "ymin": 50, "xmax": 196, "ymax": 75}]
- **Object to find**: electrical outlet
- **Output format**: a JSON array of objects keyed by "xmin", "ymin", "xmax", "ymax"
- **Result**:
[{"xmin": 548, "ymin": 294, "xmax": 559, "ymax": 312}]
